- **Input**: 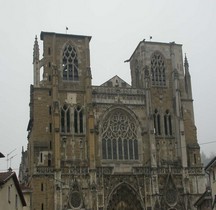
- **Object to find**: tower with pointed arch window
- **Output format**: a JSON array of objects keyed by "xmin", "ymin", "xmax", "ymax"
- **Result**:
[{"xmin": 20, "ymin": 32, "xmax": 205, "ymax": 210}]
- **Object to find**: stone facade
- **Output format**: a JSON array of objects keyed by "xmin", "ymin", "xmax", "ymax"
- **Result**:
[{"xmin": 20, "ymin": 31, "xmax": 205, "ymax": 210}]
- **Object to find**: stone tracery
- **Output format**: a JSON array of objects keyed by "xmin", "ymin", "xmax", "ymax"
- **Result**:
[{"xmin": 101, "ymin": 109, "xmax": 139, "ymax": 160}]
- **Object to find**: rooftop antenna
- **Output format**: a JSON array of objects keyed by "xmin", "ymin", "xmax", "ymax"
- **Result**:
[
  {"xmin": 9, "ymin": 154, "xmax": 17, "ymax": 168},
  {"xmin": 7, "ymin": 148, "xmax": 17, "ymax": 169}
]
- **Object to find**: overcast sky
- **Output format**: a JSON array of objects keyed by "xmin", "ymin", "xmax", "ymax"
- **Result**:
[{"xmin": 0, "ymin": 0, "xmax": 216, "ymax": 173}]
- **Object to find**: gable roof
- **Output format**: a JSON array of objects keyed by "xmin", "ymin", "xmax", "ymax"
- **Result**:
[
  {"xmin": 205, "ymin": 156, "xmax": 216, "ymax": 172},
  {"xmin": 100, "ymin": 75, "xmax": 130, "ymax": 88},
  {"xmin": 0, "ymin": 171, "xmax": 14, "ymax": 184},
  {"xmin": 194, "ymin": 188, "xmax": 211, "ymax": 207},
  {"xmin": 0, "ymin": 171, "xmax": 26, "ymax": 206}
]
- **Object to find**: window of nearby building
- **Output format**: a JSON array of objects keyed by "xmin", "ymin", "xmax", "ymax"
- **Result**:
[
  {"xmin": 61, "ymin": 104, "xmax": 70, "ymax": 133},
  {"xmin": 15, "ymin": 194, "xmax": 18, "ymax": 209},
  {"xmin": 164, "ymin": 110, "xmax": 172, "ymax": 136},
  {"xmin": 101, "ymin": 109, "xmax": 138, "ymax": 160},
  {"xmin": 213, "ymin": 169, "xmax": 215, "ymax": 181},
  {"xmin": 8, "ymin": 186, "xmax": 11, "ymax": 203},
  {"xmin": 74, "ymin": 106, "xmax": 84, "ymax": 134},
  {"xmin": 62, "ymin": 44, "xmax": 79, "ymax": 81},
  {"xmin": 153, "ymin": 109, "xmax": 161, "ymax": 135},
  {"xmin": 151, "ymin": 52, "xmax": 166, "ymax": 86}
]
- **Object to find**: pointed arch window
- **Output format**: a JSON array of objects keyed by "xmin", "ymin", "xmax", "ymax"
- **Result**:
[
  {"xmin": 74, "ymin": 106, "xmax": 84, "ymax": 134},
  {"xmin": 61, "ymin": 104, "xmax": 70, "ymax": 133},
  {"xmin": 151, "ymin": 52, "xmax": 166, "ymax": 86},
  {"xmin": 101, "ymin": 109, "xmax": 139, "ymax": 160},
  {"xmin": 164, "ymin": 110, "xmax": 172, "ymax": 136},
  {"xmin": 62, "ymin": 44, "xmax": 79, "ymax": 81},
  {"xmin": 153, "ymin": 109, "xmax": 161, "ymax": 135}
]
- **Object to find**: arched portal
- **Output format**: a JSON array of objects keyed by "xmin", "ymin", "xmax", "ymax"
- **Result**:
[{"xmin": 107, "ymin": 184, "xmax": 143, "ymax": 210}]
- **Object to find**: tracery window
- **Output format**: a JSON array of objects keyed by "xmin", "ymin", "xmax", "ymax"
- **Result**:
[
  {"xmin": 153, "ymin": 109, "xmax": 161, "ymax": 135},
  {"xmin": 61, "ymin": 104, "xmax": 70, "ymax": 133},
  {"xmin": 62, "ymin": 44, "xmax": 79, "ymax": 81},
  {"xmin": 164, "ymin": 110, "xmax": 172, "ymax": 136},
  {"xmin": 74, "ymin": 106, "xmax": 84, "ymax": 134},
  {"xmin": 101, "ymin": 109, "xmax": 138, "ymax": 160},
  {"xmin": 151, "ymin": 52, "xmax": 166, "ymax": 86}
]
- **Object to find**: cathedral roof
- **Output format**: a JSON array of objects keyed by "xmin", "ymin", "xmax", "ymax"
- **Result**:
[
  {"xmin": 40, "ymin": 31, "xmax": 91, "ymax": 41},
  {"xmin": 100, "ymin": 75, "xmax": 131, "ymax": 88},
  {"xmin": 125, "ymin": 40, "xmax": 182, "ymax": 62}
]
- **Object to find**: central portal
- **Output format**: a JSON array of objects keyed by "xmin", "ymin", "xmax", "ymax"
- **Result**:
[{"xmin": 107, "ymin": 184, "xmax": 143, "ymax": 210}]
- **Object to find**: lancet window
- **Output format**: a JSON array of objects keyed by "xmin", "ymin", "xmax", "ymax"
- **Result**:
[
  {"xmin": 164, "ymin": 110, "xmax": 172, "ymax": 136},
  {"xmin": 62, "ymin": 44, "xmax": 79, "ymax": 81},
  {"xmin": 61, "ymin": 104, "xmax": 70, "ymax": 133},
  {"xmin": 101, "ymin": 109, "xmax": 139, "ymax": 160},
  {"xmin": 153, "ymin": 109, "xmax": 161, "ymax": 135},
  {"xmin": 74, "ymin": 106, "xmax": 84, "ymax": 134},
  {"xmin": 151, "ymin": 52, "xmax": 166, "ymax": 86}
]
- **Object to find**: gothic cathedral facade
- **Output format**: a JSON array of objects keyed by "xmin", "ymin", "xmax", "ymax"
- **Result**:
[{"xmin": 20, "ymin": 31, "xmax": 205, "ymax": 210}]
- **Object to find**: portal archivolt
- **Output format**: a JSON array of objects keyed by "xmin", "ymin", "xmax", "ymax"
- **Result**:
[{"xmin": 107, "ymin": 184, "xmax": 143, "ymax": 210}]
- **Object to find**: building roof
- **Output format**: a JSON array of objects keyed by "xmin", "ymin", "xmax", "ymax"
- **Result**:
[
  {"xmin": 20, "ymin": 183, "xmax": 32, "ymax": 193},
  {"xmin": 205, "ymin": 156, "xmax": 216, "ymax": 172},
  {"xmin": 0, "ymin": 152, "xmax": 5, "ymax": 158},
  {"xmin": 125, "ymin": 40, "xmax": 182, "ymax": 62},
  {"xmin": 0, "ymin": 171, "xmax": 26, "ymax": 206},
  {"xmin": 194, "ymin": 188, "xmax": 212, "ymax": 207},
  {"xmin": 40, "ymin": 31, "xmax": 91, "ymax": 41},
  {"xmin": 100, "ymin": 75, "xmax": 131, "ymax": 87}
]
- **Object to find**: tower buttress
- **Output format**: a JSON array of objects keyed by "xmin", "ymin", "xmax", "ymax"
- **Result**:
[
  {"xmin": 170, "ymin": 43, "xmax": 188, "ymax": 167},
  {"xmin": 33, "ymin": 36, "xmax": 40, "ymax": 87},
  {"xmin": 144, "ymin": 66, "xmax": 157, "ymax": 168},
  {"xmin": 184, "ymin": 54, "xmax": 192, "ymax": 99}
]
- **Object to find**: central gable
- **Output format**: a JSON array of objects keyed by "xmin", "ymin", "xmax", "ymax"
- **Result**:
[{"xmin": 100, "ymin": 75, "xmax": 131, "ymax": 88}]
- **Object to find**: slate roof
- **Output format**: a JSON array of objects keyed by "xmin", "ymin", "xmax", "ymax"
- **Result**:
[
  {"xmin": 0, "ymin": 152, "xmax": 4, "ymax": 158},
  {"xmin": 205, "ymin": 156, "xmax": 216, "ymax": 172}
]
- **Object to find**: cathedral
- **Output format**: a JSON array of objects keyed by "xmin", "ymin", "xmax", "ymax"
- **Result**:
[{"xmin": 19, "ymin": 31, "xmax": 205, "ymax": 210}]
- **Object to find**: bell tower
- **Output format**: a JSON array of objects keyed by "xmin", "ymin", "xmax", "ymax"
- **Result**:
[
  {"xmin": 27, "ymin": 32, "xmax": 93, "ymax": 210},
  {"xmin": 21, "ymin": 33, "xmax": 205, "ymax": 210}
]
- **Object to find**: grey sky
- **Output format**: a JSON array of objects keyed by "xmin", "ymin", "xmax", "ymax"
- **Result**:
[{"xmin": 0, "ymin": 0, "xmax": 216, "ymax": 172}]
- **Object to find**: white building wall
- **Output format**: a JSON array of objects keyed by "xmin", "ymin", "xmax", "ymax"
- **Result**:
[{"xmin": 0, "ymin": 178, "xmax": 24, "ymax": 210}]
